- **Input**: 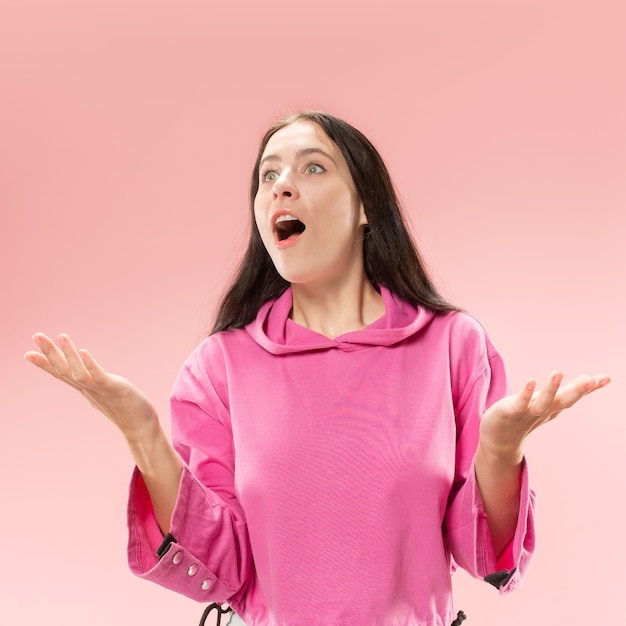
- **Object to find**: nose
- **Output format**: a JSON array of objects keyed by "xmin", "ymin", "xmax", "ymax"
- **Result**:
[{"xmin": 272, "ymin": 171, "xmax": 298, "ymax": 201}]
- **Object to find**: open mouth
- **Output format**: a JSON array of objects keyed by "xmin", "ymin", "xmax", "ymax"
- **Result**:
[{"xmin": 274, "ymin": 214, "xmax": 306, "ymax": 242}]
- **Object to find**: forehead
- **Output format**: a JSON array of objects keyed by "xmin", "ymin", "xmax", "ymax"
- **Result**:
[{"xmin": 261, "ymin": 121, "xmax": 341, "ymax": 160}]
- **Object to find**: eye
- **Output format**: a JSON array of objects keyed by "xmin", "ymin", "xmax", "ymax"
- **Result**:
[
  {"xmin": 261, "ymin": 169, "xmax": 278, "ymax": 183},
  {"xmin": 305, "ymin": 162, "xmax": 325, "ymax": 175}
]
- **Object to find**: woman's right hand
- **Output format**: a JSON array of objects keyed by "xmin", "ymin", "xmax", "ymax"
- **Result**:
[
  {"xmin": 26, "ymin": 332, "xmax": 182, "ymax": 533},
  {"xmin": 25, "ymin": 332, "xmax": 159, "ymax": 442}
]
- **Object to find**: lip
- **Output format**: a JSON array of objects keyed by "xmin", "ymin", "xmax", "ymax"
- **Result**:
[{"xmin": 270, "ymin": 209, "xmax": 306, "ymax": 249}]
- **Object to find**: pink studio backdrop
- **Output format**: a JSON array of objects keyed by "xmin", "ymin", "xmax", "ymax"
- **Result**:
[{"xmin": 1, "ymin": 1, "xmax": 624, "ymax": 624}]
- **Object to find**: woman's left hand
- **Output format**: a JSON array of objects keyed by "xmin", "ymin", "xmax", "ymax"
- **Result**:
[
  {"xmin": 475, "ymin": 371, "xmax": 611, "ymax": 555},
  {"xmin": 480, "ymin": 372, "xmax": 612, "ymax": 461}
]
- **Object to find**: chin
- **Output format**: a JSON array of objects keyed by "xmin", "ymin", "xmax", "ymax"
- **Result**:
[
  {"xmin": 271, "ymin": 263, "xmax": 321, "ymax": 286},
  {"xmin": 275, "ymin": 270, "xmax": 315, "ymax": 285}
]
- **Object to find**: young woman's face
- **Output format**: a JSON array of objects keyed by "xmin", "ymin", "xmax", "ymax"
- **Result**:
[{"xmin": 254, "ymin": 121, "xmax": 367, "ymax": 288}]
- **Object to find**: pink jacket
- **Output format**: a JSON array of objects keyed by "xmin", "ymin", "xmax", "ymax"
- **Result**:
[{"xmin": 127, "ymin": 287, "xmax": 536, "ymax": 625}]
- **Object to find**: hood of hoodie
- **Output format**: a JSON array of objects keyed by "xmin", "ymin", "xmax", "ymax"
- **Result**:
[{"xmin": 244, "ymin": 286, "xmax": 438, "ymax": 355}]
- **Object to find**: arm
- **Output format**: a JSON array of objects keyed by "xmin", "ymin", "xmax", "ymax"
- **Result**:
[
  {"xmin": 475, "ymin": 371, "xmax": 611, "ymax": 557},
  {"xmin": 444, "ymin": 315, "xmax": 610, "ymax": 590},
  {"xmin": 25, "ymin": 332, "xmax": 181, "ymax": 533},
  {"xmin": 127, "ymin": 340, "xmax": 254, "ymax": 604},
  {"xmin": 27, "ymin": 332, "xmax": 254, "ymax": 604}
]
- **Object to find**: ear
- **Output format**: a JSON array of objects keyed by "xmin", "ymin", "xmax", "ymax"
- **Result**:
[{"xmin": 358, "ymin": 201, "xmax": 368, "ymax": 227}]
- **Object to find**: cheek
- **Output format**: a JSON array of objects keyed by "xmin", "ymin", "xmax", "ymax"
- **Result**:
[
  {"xmin": 253, "ymin": 203, "xmax": 275, "ymax": 254},
  {"xmin": 334, "ymin": 193, "xmax": 364, "ymax": 230},
  {"xmin": 327, "ymin": 183, "xmax": 362, "ymax": 225},
  {"xmin": 253, "ymin": 200, "xmax": 265, "ymax": 232}
]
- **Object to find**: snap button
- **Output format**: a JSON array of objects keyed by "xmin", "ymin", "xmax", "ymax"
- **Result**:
[
  {"xmin": 201, "ymin": 579, "xmax": 211, "ymax": 591},
  {"xmin": 187, "ymin": 563, "xmax": 199, "ymax": 576},
  {"xmin": 172, "ymin": 551, "xmax": 183, "ymax": 565}
]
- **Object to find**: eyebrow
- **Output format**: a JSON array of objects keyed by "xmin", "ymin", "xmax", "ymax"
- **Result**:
[{"xmin": 259, "ymin": 147, "xmax": 337, "ymax": 167}]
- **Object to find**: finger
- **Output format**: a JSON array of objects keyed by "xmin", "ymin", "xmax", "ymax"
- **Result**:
[
  {"xmin": 78, "ymin": 348, "xmax": 110, "ymax": 386},
  {"xmin": 56, "ymin": 333, "xmax": 95, "ymax": 388},
  {"xmin": 24, "ymin": 346, "xmax": 83, "ymax": 392},
  {"xmin": 512, "ymin": 378, "xmax": 537, "ymax": 412},
  {"xmin": 529, "ymin": 371, "xmax": 563, "ymax": 415},
  {"xmin": 31, "ymin": 332, "xmax": 74, "ymax": 379},
  {"xmin": 553, "ymin": 373, "xmax": 612, "ymax": 409},
  {"xmin": 593, "ymin": 374, "xmax": 612, "ymax": 388},
  {"xmin": 582, "ymin": 374, "xmax": 612, "ymax": 392},
  {"xmin": 24, "ymin": 349, "xmax": 63, "ymax": 377}
]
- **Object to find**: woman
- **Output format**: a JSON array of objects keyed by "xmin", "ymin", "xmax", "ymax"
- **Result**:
[{"xmin": 25, "ymin": 111, "xmax": 610, "ymax": 626}]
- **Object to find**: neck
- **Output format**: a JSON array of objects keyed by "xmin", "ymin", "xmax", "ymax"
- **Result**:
[{"xmin": 290, "ymin": 274, "xmax": 385, "ymax": 339}]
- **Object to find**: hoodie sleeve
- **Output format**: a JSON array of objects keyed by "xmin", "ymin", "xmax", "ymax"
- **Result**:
[
  {"xmin": 443, "ymin": 316, "xmax": 536, "ymax": 595},
  {"xmin": 126, "ymin": 340, "xmax": 253, "ymax": 604}
]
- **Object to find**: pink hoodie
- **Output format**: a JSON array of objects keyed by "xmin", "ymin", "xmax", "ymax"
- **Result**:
[{"xmin": 127, "ymin": 287, "xmax": 535, "ymax": 626}]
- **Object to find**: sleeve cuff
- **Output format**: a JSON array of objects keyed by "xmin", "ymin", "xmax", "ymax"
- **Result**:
[
  {"xmin": 445, "ymin": 455, "xmax": 536, "ymax": 595},
  {"xmin": 480, "ymin": 457, "xmax": 536, "ymax": 595},
  {"xmin": 126, "ymin": 464, "xmax": 251, "ymax": 603}
]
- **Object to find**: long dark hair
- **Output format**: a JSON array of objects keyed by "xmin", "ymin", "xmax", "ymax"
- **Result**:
[{"xmin": 211, "ymin": 111, "xmax": 456, "ymax": 333}]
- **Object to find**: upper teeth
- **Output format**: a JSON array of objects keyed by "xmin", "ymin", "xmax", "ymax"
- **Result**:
[{"xmin": 275, "ymin": 214, "xmax": 298, "ymax": 223}]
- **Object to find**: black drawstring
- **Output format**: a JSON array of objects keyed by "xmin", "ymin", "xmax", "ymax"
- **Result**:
[
  {"xmin": 198, "ymin": 603, "xmax": 233, "ymax": 626},
  {"xmin": 451, "ymin": 610, "xmax": 467, "ymax": 625}
]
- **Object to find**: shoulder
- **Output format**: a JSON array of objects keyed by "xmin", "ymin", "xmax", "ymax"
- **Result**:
[
  {"xmin": 173, "ymin": 329, "xmax": 251, "ymax": 398},
  {"xmin": 427, "ymin": 309, "xmax": 498, "ymax": 356},
  {"xmin": 185, "ymin": 327, "xmax": 256, "ymax": 366},
  {"xmin": 434, "ymin": 310, "xmax": 505, "ymax": 384}
]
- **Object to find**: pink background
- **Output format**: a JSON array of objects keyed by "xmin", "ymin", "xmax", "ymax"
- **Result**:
[{"xmin": 2, "ymin": 0, "xmax": 624, "ymax": 624}]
